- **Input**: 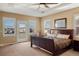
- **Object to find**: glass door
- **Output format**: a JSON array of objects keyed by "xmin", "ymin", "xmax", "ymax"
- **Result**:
[{"xmin": 17, "ymin": 20, "xmax": 29, "ymax": 42}]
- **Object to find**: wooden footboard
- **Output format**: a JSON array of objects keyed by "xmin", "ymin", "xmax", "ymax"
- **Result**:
[
  {"xmin": 30, "ymin": 36, "xmax": 72, "ymax": 56},
  {"xmin": 31, "ymin": 36, "xmax": 56, "ymax": 55}
]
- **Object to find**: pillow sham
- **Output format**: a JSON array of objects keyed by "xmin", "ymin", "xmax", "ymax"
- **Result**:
[{"xmin": 56, "ymin": 34, "xmax": 70, "ymax": 39}]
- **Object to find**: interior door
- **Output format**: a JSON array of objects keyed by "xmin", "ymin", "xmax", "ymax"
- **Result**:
[{"xmin": 17, "ymin": 20, "xmax": 29, "ymax": 42}]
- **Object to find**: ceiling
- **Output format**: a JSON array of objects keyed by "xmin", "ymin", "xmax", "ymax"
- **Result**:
[{"xmin": 0, "ymin": 3, "xmax": 79, "ymax": 17}]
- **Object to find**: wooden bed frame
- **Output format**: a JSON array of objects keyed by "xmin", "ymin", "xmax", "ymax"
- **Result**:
[{"xmin": 30, "ymin": 29, "xmax": 73, "ymax": 56}]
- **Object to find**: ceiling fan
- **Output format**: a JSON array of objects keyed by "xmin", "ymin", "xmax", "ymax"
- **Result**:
[
  {"xmin": 32, "ymin": 3, "xmax": 58, "ymax": 13},
  {"xmin": 8, "ymin": 3, "xmax": 58, "ymax": 9},
  {"xmin": 33, "ymin": 3, "xmax": 58, "ymax": 8}
]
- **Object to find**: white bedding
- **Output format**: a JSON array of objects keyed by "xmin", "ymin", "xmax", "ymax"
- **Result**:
[{"xmin": 54, "ymin": 38, "xmax": 71, "ymax": 49}]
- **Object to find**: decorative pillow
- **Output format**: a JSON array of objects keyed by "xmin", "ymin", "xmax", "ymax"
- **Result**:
[{"xmin": 56, "ymin": 34, "xmax": 70, "ymax": 39}]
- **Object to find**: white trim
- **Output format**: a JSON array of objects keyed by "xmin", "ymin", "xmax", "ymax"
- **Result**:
[{"xmin": 73, "ymin": 14, "xmax": 79, "ymax": 40}]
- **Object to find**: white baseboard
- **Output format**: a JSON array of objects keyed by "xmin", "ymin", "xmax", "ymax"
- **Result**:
[{"xmin": 0, "ymin": 42, "xmax": 16, "ymax": 47}]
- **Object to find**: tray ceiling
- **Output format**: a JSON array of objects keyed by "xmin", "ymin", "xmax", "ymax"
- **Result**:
[{"xmin": 0, "ymin": 3, "xmax": 79, "ymax": 17}]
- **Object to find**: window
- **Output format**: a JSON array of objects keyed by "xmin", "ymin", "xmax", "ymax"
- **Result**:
[
  {"xmin": 18, "ymin": 23, "xmax": 26, "ymax": 33},
  {"xmin": 44, "ymin": 19, "xmax": 51, "ymax": 29},
  {"xmin": 19, "ymin": 23, "xmax": 26, "ymax": 28},
  {"xmin": 44, "ymin": 19, "xmax": 51, "ymax": 33},
  {"xmin": 29, "ymin": 20, "xmax": 36, "ymax": 33},
  {"xmin": 3, "ymin": 17, "xmax": 16, "ymax": 36}
]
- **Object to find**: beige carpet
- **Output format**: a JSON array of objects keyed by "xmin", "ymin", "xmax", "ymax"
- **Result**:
[{"xmin": 0, "ymin": 42, "xmax": 79, "ymax": 56}]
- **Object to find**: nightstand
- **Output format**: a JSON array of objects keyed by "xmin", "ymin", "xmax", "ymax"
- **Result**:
[{"xmin": 73, "ymin": 40, "xmax": 79, "ymax": 51}]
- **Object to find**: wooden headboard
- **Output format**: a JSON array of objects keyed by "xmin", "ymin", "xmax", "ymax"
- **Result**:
[{"xmin": 50, "ymin": 29, "xmax": 73, "ymax": 40}]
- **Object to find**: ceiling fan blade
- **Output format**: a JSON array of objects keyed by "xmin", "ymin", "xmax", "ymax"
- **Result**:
[
  {"xmin": 40, "ymin": 3, "xmax": 58, "ymax": 8},
  {"xmin": 44, "ymin": 4, "xmax": 49, "ymax": 8}
]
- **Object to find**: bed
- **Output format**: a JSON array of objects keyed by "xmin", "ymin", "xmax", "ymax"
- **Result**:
[{"xmin": 31, "ymin": 29, "xmax": 73, "ymax": 55}]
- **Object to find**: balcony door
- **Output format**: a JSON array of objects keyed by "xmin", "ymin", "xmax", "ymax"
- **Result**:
[{"xmin": 17, "ymin": 20, "xmax": 29, "ymax": 42}]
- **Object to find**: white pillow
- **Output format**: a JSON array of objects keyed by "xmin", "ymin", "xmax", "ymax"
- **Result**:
[
  {"xmin": 56, "ymin": 34, "xmax": 70, "ymax": 39},
  {"xmin": 47, "ymin": 33, "xmax": 57, "ymax": 38}
]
